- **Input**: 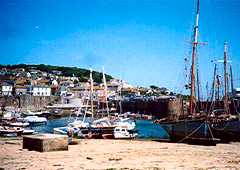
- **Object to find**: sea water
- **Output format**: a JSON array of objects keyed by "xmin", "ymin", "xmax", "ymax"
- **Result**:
[{"xmin": 30, "ymin": 117, "xmax": 169, "ymax": 139}]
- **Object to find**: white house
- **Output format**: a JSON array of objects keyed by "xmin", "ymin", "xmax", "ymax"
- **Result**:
[
  {"xmin": 29, "ymin": 86, "xmax": 51, "ymax": 96},
  {"xmin": 1, "ymin": 82, "xmax": 13, "ymax": 96},
  {"xmin": 52, "ymin": 79, "xmax": 59, "ymax": 86}
]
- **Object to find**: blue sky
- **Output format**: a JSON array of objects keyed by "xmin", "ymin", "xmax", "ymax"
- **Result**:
[{"xmin": 1, "ymin": 0, "xmax": 240, "ymax": 94}]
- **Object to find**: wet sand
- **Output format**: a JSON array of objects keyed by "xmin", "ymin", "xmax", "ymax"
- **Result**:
[{"xmin": 1, "ymin": 138, "xmax": 240, "ymax": 170}]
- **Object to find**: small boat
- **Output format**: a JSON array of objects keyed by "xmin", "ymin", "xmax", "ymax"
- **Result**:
[
  {"xmin": 22, "ymin": 129, "xmax": 36, "ymax": 135},
  {"xmin": 91, "ymin": 117, "xmax": 116, "ymax": 136},
  {"xmin": 53, "ymin": 126, "xmax": 80, "ymax": 135},
  {"xmin": 8, "ymin": 122, "xmax": 30, "ymax": 127},
  {"xmin": 0, "ymin": 126, "xmax": 23, "ymax": 136},
  {"xmin": 68, "ymin": 119, "xmax": 90, "ymax": 128},
  {"xmin": 113, "ymin": 127, "xmax": 138, "ymax": 139},
  {"xmin": 2, "ymin": 112, "xmax": 14, "ymax": 120},
  {"xmin": 114, "ymin": 118, "xmax": 136, "ymax": 130},
  {"xmin": 24, "ymin": 116, "xmax": 47, "ymax": 124},
  {"xmin": 23, "ymin": 110, "xmax": 43, "ymax": 116},
  {"xmin": 102, "ymin": 133, "xmax": 114, "ymax": 139},
  {"xmin": 2, "ymin": 111, "xmax": 21, "ymax": 120},
  {"xmin": 91, "ymin": 117, "xmax": 114, "ymax": 128}
]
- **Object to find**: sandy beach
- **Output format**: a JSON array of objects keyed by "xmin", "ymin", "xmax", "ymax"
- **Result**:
[{"xmin": 1, "ymin": 138, "xmax": 240, "ymax": 170}]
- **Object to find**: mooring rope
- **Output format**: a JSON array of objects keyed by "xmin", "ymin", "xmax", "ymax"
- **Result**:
[
  {"xmin": 177, "ymin": 122, "xmax": 205, "ymax": 143},
  {"xmin": 207, "ymin": 123, "xmax": 215, "ymax": 141}
]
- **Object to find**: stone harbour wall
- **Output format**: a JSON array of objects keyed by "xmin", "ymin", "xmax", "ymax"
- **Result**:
[{"xmin": 0, "ymin": 95, "xmax": 60, "ymax": 111}]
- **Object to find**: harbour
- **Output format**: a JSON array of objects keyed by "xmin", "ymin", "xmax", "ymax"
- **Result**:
[
  {"xmin": 6, "ymin": 117, "xmax": 169, "ymax": 139},
  {"xmin": 1, "ymin": 0, "xmax": 240, "ymax": 169}
]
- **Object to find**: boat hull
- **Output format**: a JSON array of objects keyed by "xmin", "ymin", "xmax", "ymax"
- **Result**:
[
  {"xmin": 159, "ymin": 119, "xmax": 217, "ymax": 144},
  {"xmin": 211, "ymin": 119, "xmax": 240, "ymax": 142}
]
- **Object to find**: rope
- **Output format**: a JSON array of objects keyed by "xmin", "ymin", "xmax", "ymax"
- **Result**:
[
  {"xmin": 207, "ymin": 123, "xmax": 215, "ymax": 140},
  {"xmin": 177, "ymin": 121, "xmax": 205, "ymax": 143}
]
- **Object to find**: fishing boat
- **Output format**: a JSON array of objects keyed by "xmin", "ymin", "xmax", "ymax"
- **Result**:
[
  {"xmin": 156, "ymin": 0, "xmax": 218, "ymax": 145},
  {"xmin": 24, "ymin": 116, "xmax": 47, "ymax": 124},
  {"xmin": 113, "ymin": 126, "xmax": 138, "ymax": 139}
]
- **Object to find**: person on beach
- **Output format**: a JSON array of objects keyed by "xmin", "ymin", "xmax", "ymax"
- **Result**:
[{"xmin": 67, "ymin": 128, "xmax": 73, "ymax": 144}]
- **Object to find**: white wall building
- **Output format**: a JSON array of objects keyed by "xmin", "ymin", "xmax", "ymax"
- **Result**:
[
  {"xmin": 1, "ymin": 83, "xmax": 13, "ymax": 96},
  {"xmin": 29, "ymin": 86, "xmax": 51, "ymax": 96}
]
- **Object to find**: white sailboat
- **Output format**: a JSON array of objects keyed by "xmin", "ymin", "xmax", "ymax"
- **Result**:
[{"xmin": 24, "ymin": 116, "xmax": 47, "ymax": 124}]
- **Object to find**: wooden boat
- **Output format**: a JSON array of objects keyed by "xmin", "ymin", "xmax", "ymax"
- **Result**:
[
  {"xmin": 159, "ymin": 119, "xmax": 218, "ymax": 143},
  {"xmin": 157, "ymin": 0, "xmax": 219, "ymax": 145},
  {"xmin": 211, "ymin": 118, "xmax": 240, "ymax": 142},
  {"xmin": 206, "ymin": 42, "xmax": 240, "ymax": 142}
]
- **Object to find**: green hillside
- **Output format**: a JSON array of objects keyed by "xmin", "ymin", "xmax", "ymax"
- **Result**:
[{"xmin": 0, "ymin": 64, "xmax": 113, "ymax": 83}]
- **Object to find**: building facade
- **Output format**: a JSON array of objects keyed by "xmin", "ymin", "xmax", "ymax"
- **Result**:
[{"xmin": 29, "ymin": 86, "xmax": 51, "ymax": 96}]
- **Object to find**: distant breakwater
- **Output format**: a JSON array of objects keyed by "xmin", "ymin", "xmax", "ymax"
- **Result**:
[{"xmin": 120, "ymin": 98, "xmax": 182, "ymax": 119}]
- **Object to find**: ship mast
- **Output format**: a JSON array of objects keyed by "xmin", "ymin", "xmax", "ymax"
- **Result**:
[
  {"xmin": 90, "ymin": 68, "xmax": 94, "ymax": 118},
  {"xmin": 210, "ymin": 64, "xmax": 217, "ymax": 103},
  {"xmin": 189, "ymin": 0, "xmax": 200, "ymax": 115},
  {"xmin": 223, "ymin": 42, "xmax": 229, "ymax": 114},
  {"xmin": 196, "ymin": 68, "xmax": 201, "ymax": 111},
  {"xmin": 230, "ymin": 65, "xmax": 234, "ymax": 96},
  {"xmin": 102, "ymin": 67, "xmax": 110, "ymax": 117}
]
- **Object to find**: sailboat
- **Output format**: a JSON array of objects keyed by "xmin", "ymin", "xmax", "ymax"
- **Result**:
[
  {"xmin": 53, "ymin": 69, "xmax": 94, "ymax": 136},
  {"xmin": 90, "ymin": 68, "xmax": 137, "ymax": 138},
  {"xmin": 209, "ymin": 42, "xmax": 240, "ymax": 142},
  {"xmin": 157, "ymin": 0, "xmax": 218, "ymax": 144}
]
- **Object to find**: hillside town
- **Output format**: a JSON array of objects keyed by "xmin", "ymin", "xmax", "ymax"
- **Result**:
[
  {"xmin": 0, "ymin": 65, "xmax": 173, "ymax": 113},
  {"xmin": 2, "ymin": 0, "xmax": 240, "ymax": 169}
]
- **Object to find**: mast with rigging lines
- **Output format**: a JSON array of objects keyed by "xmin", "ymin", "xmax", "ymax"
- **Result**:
[
  {"xmin": 223, "ymin": 42, "xmax": 229, "ymax": 114},
  {"xmin": 189, "ymin": 0, "xmax": 200, "ymax": 115},
  {"xmin": 90, "ymin": 68, "xmax": 94, "ymax": 118}
]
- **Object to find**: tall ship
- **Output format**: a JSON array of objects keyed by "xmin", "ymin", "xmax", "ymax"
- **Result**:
[
  {"xmin": 156, "ymin": 0, "xmax": 218, "ymax": 144},
  {"xmin": 208, "ymin": 42, "xmax": 240, "ymax": 142},
  {"xmin": 156, "ymin": 0, "xmax": 240, "ymax": 144}
]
